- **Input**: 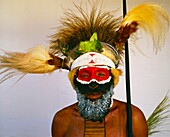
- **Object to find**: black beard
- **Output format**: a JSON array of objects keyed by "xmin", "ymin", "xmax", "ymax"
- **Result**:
[{"xmin": 76, "ymin": 85, "xmax": 114, "ymax": 122}]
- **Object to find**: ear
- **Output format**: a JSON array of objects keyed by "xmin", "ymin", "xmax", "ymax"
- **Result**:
[
  {"xmin": 68, "ymin": 68, "xmax": 79, "ymax": 90},
  {"xmin": 110, "ymin": 68, "xmax": 122, "ymax": 87}
]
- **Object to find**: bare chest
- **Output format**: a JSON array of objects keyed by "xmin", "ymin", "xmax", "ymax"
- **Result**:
[{"xmin": 64, "ymin": 111, "xmax": 127, "ymax": 137}]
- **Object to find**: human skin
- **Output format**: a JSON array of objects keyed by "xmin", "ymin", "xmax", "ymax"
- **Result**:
[{"xmin": 51, "ymin": 99, "xmax": 148, "ymax": 137}]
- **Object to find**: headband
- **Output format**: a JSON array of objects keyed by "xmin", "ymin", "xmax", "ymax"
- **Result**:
[{"xmin": 71, "ymin": 52, "xmax": 115, "ymax": 70}]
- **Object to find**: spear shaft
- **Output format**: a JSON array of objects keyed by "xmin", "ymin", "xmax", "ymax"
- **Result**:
[{"xmin": 122, "ymin": 0, "xmax": 133, "ymax": 136}]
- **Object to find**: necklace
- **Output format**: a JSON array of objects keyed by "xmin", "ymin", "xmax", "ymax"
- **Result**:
[{"xmin": 84, "ymin": 118, "xmax": 106, "ymax": 137}]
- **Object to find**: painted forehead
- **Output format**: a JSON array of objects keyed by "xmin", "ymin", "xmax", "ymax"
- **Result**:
[
  {"xmin": 79, "ymin": 65, "xmax": 110, "ymax": 70},
  {"xmin": 71, "ymin": 52, "xmax": 115, "ymax": 70}
]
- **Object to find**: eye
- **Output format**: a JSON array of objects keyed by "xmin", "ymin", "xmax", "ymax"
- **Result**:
[
  {"xmin": 78, "ymin": 70, "xmax": 91, "ymax": 80},
  {"xmin": 80, "ymin": 72, "xmax": 90, "ymax": 78},
  {"xmin": 95, "ymin": 71, "xmax": 106, "ymax": 77}
]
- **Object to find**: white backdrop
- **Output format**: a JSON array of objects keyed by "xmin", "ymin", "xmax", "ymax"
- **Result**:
[{"xmin": 0, "ymin": 0, "xmax": 170, "ymax": 137}]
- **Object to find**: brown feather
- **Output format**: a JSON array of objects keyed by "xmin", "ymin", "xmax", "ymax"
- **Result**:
[{"xmin": 50, "ymin": 2, "xmax": 122, "ymax": 60}]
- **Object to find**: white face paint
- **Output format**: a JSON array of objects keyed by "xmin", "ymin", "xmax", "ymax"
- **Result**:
[
  {"xmin": 71, "ymin": 52, "xmax": 115, "ymax": 70},
  {"xmin": 76, "ymin": 65, "xmax": 112, "ymax": 84}
]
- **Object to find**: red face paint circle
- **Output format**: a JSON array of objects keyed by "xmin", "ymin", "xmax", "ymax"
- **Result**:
[{"xmin": 77, "ymin": 66, "xmax": 111, "ymax": 84}]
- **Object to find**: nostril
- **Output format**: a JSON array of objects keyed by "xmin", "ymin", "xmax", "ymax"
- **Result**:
[
  {"xmin": 89, "ymin": 85, "xmax": 98, "ymax": 89},
  {"xmin": 89, "ymin": 82, "xmax": 98, "ymax": 89}
]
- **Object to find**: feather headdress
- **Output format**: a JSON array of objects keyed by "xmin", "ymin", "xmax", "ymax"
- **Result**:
[{"xmin": 0, "ymin": 2, "xmax": 169, "ymax": 83}]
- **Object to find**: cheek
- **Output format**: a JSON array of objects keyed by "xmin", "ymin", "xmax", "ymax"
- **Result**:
[{"xmin": 74, "ymin": 80, "xmax": 90, "ymax": 94}]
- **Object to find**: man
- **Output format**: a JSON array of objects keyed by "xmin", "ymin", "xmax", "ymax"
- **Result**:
[
  {"xmin": 49, "ymin": 3, "xmax": 169, "ymax": 135},
  {"xmin": 0, "ymin": 2, "xmax": 169, "ymax": 137},
  {"xmin": 51, "ymin": 52, "xmax": 148, "ymax": 137}
]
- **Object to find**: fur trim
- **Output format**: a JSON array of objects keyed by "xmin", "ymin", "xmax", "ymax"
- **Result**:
[
  {"xmin": 110, "ymin": 68, "xmax": 122, "ymax": 87},
  {"xmin": 68, "ymin": 67, "xmax": 79, "ymax": 90}
]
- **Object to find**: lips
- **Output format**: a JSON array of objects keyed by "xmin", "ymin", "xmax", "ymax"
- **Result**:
[{"xmin": 85, "ymin": 92, "xmax": 103, "ymax": 100}]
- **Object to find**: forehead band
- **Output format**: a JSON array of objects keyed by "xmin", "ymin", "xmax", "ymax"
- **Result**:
[{"xmin": 71, "ymin": 52, "xmax": 115, "ymax": 70}]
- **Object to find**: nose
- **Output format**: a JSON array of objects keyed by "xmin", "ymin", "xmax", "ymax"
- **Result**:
[{"xmin": 88, "ymin": 82, "xmax": 98, "ymax": 89}]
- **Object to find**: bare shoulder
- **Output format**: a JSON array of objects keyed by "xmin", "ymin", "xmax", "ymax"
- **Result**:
[
  {"xmin": 51, "ymin": 103, "xmax": 78, "ymax": 137},
  {"xmin": 131, "ymin": 104, "xmax": 148, "ymax": 137},
  {"xmin": 131, "ymin": 104, "xmax": 146, "ymax": 122},
  {"xmin": 112, "ymin": 99, "xmax": 147, "ymax": 119},
  {"xmin": 53, "ymin": 103, "xmax": 78, "ymax": 119},
  {"xmin": 112, "ymin": 99, "xmax": 148, "ymax": 137}
]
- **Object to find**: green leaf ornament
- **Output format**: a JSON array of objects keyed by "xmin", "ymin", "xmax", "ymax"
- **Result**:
[{"xmin": 78, "ymin": 32, "xmax": 103, "ymax": 54}]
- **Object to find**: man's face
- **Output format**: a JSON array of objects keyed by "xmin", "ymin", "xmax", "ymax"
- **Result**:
[
  {"xmin": 74, "ymin": 65, "xmax": 114, "ymax": 122},
  {"xmin": 75, "ymin": 65, "xmax": 113, "ymax": 100}
]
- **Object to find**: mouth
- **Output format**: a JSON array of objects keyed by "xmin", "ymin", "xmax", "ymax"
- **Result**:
[{"xmin": 85, "ymin": 92, "xmax": 103, "ymax": 100}]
